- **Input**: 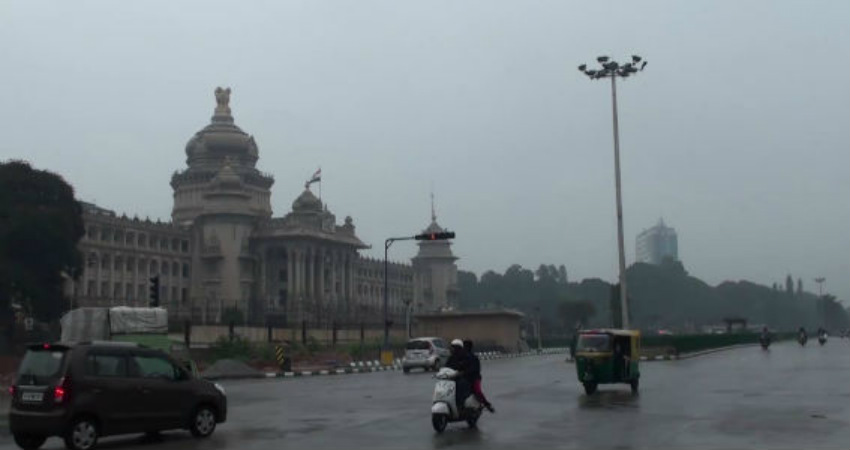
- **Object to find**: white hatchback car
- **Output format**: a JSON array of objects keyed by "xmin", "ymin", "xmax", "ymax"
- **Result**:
[{"xmin": 402, "ymin": 337, "xmax": 450, "ymax": 373}]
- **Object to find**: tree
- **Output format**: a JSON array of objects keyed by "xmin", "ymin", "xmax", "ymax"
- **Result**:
[
  {"xmin": 558, "ymin": 301, "xmax": 596, "ymax": 328},
  {"xmin": 0, "ymin": 161, "xmax": 84, "ymax": 323},
  {"xmin": 557, "ymin": 265, "xmax": 568, "ymax": 285},
  {"xmin": 796, "ymin": 278, "xmax": 803, "ymax": 297},
  {"xmin": 785, "ymin": 274, "xmax": 793, "ymax": 295}
]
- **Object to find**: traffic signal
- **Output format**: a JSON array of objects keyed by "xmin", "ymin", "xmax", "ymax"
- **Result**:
[
  {"xmin": 149, "ymin": 276, "xmax": 160, "ymax": 307},
  {"xmin": 414, "ymin": 231, "xmax": 455, "ymax": 241}
]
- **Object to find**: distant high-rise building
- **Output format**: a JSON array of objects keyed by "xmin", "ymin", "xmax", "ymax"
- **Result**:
[{"xmin": 636, "ymin": 219, "xmax": 678, "ymax": 265}]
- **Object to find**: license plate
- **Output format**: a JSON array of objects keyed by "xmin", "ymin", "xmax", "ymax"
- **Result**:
[{"xmin": 21, "ymin": 392, "xmax": 43, "ymax": 403}]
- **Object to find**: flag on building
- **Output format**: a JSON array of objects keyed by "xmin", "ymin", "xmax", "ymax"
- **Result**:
[{"xmin": 305, "ymin": 167, "xmax": 321, "ymax": 188}]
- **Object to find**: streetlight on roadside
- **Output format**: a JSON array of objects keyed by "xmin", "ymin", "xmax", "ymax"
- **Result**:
[{"xmin": 578, "ymin": 54, "xmax": 647, "ymax": 329}]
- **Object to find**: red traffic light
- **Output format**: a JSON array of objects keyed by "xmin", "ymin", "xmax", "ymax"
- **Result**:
[{"xmin": 414, "ymin": 231, "xmax": 455, "ymax": 241}]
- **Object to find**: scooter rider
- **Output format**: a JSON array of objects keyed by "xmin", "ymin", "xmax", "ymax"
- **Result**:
[
  {"xmin": 463, "ymin": 340, "xmax": 495, "ymax": 413},
  {"xmin": 445, "ymin": 339, "xmax": 473, "ymax": 408}
]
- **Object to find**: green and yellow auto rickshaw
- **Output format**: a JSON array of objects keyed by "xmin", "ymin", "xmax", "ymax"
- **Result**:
[{"xmin": 574, "ymin": 329, "xmax": 640, "ymax": 395}]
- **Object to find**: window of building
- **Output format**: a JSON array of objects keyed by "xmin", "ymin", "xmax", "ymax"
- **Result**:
[
  {"xmin": 87, "ymin": 253, "xmax": 97, "ymax": 268},
  {"xmin": 125, "ymin": 232, "xmax": 134, "ymax": 246},
  {"xmin": 182, "ymin": 263, "xmax": 189, "ymax": 278},
  {"xmin": 160, "ymin": 238, "xmax": 168, "ymax": 251},
  {"xmin": 161, "ymin": 261, "xmax": 169, "ymax": 277},
  {"xmin": 126, "ymin": 257, "xmax": 134, "ymax": 272},
  {"xmin": 171, "ymin": 287, "xmax": 178, "ymax": 304},
  {"xmin": 113, "ymin": 283, "xmax": 121, "ymax": 298},
  {"xmin": 150, "ymin": 260, "xmax": 158, "ymax": 275},
  {"xmin": 172, "ymin": 263, "xmax": 178, "ymax": 277},
  {"xmin": 161, "ymin": 286, "xmax": 168, "ymax": 302},
  {"xmin": 126, "ymin": 283, "xmax": 133, "ymax": 300},
  {"xmin": 181, "ymin": 288, "xmax": 187, "ymax": 303},
  {"xmin": 101, "ymin": 254, "xmax": 110, "ymax": 270},
  {"xmin": 138, "ymin": 284, "xmax": 145, "ymax": 299},
  {"xmin": 87, "ymin": 280, "xmax": 95, "ymax": 297},
  {"xmin": 114, "ymin": 256, "xmax": 122, "ymax": 271},
  {"xmin": 100, "ymin": 281, "xmax": 108, "ymax": 298},
  {"xmin": 279, "ymin": 270, "xmax": 287, "ymax": 282},
  {"xmin": 100, "ymin": 228, "xmax": 110, "ymax": 242},
  {"xmin": 138, "ymin": 234, "xmax": 146, "ymax": 247},
  {"xmin": 181, "ymin": 240, "xmax": 189, "ymax": 252},
  {"xmin": 114, "ymin": 230, "xmax": 123, "ymax": 243},
  {"xmin": 149, "ymin": 236, "xmax": 157, "ymax": 249},
  {"xmin": 171, "ymin": 238, "xmax": 178, "ymax": 252}
]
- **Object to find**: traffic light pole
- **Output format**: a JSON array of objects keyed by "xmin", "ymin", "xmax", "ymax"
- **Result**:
[
  {"xmin": 384, "ymin": 236, "xmax": 414, "ymax": 347},
  {"xmin": 382, "ymin": 231, "xmax": 455, "ymax": 348}
]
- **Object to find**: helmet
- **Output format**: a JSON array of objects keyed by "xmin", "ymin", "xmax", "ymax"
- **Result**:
[{"xmin": 451, "ymin": 339, "xmax": 463, "ymax": 347}]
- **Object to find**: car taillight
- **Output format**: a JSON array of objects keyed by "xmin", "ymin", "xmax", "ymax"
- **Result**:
[
  {"xmin": 54, "ymin": 377, "xmax": 68, "ymax": 404},
  {"xmin": 8, "ymin": 385, "xmax": 15, "ymax": 397}
]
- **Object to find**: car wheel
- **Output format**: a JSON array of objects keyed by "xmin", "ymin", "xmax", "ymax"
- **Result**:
[
  {"xmin": 431, "ymin": 413, "xmax": 448, "ymax": 433},
  {"xmin": 190, "ymin": 405, "xmax": 217, "ymax": 438},
  {"xmin": 64, "ymin": 416, "xmax": 99, "ymax": 450},
  {"xmin": 13, "ymin": 433, "xmax": 46, "ymax": 450},
  {"xmin": 630, "ymin": 378, "xmax": 639, "ymax": 395},
  {"xmin": 466, "ymin": 412, "xmax": 480, "ymax": 428},
  {"xmin": 403, "ymin": 367, "xmax": 410, "ymax": 374}
]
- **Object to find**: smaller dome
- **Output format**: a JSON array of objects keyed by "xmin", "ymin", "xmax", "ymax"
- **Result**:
[
  {"xmin": 423, "ymin": 219, "xmax": 445, "ymax": 234},
  {"xmin": 292, "ymin": 189, "xmax": 323, "ymax": 212}
]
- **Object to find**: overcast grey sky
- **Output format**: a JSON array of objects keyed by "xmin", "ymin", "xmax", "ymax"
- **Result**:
[{"xmin": 2, "ymin": 1, "xmax": 848, "ymax": 302}]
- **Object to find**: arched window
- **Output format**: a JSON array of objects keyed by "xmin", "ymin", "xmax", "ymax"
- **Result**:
[
  {"xmin": 161, "ymin": 261, "xmax": 169, "ymax": 277},
  {"xmin": 150, "ymin": 260, "xmax": 158, "ymax": 275}
]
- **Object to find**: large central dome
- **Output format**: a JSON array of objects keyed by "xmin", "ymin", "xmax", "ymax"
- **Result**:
[{"xmin": 184, "ymin": 87, "xmax": 259, "ymax": 169}]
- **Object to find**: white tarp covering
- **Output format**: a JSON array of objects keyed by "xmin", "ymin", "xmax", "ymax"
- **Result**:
[
  {"xmin": 60, "ymin": 307, "xmax": 168, "ymax": 342},
  {"xmin": 108, "ymin": 307, "xmax": 168, "ymax": 335},
  {"xmin": 60, "ymin": 308, "xmax": 110, "ymax": 342}
]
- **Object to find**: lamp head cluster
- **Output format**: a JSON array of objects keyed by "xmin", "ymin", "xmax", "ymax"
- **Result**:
[{"xmin": 579, "ymin": 55, "xmax": 647, "ymax": 80}]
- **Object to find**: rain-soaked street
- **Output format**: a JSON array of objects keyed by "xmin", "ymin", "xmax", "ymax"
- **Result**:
[{"xmin": 3, "ymin": 341, "xmax": 848, "ymax": 450}]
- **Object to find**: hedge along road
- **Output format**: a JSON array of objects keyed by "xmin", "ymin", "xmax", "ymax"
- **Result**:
[{"xmin": 1, "ymin": 340, "xmax": 848, "ymax": 450}]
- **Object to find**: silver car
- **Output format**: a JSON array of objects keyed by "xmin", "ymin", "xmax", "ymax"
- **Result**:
[{"xmin": 402, "ymin": 337, "xmax": 450, "ymax": 373}]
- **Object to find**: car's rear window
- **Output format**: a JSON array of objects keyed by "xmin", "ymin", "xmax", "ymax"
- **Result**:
[
  {"xmin": 17, "ymin": 348, "xmax": 67, "ymax": 384},
  {"xmin": 406, "ymin": 340, "xmax": 430, "ymax": 350}
]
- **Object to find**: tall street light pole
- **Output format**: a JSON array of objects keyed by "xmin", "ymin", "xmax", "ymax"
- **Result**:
[{"xmin": 579, "ymin": 55, "xmax": 647, "ymax": 330}]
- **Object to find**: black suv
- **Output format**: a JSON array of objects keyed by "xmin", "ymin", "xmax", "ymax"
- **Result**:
[{"xmin": 8, "ymin": 342, "xmax": 227, "ymax": 450}]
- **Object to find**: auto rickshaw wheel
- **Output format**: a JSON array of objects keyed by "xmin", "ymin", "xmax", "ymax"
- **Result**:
[
  {"xmin": 630, "ymin": 378, "xmax": 639, "ymax": 394},
  {"xmin": 583, "ymin": 382, "xmax": 597, "ymax": 395}
]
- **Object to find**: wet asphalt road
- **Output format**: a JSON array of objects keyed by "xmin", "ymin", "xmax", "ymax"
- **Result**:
[{"xmin": 2, "ymin": 340, "xmax": 848, "ymax": 450}]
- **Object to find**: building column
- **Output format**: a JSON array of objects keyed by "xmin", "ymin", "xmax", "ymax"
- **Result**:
[{"xmin": 316, "ymin": 247, "xmax": 326, "ymax": 302}]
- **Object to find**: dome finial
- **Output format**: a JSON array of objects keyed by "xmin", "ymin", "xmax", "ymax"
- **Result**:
[
  {"xmin": 430, "ymin": 190, "xmax": 436, "ymax": 222},
  {"xmin": 213, "ymin": 87, "xmax": 233, "ymax": 123}
]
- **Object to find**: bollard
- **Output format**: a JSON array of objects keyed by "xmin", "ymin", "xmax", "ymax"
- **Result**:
[{"xmin": 228, "ymin": 321, "xmax": 235, "ymax": 342}]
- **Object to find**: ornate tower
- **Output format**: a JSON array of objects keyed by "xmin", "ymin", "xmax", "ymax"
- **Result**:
[
  {"xmin": 411, "ymin": 199, "xmax": 458, "ymax": 312},
  {"xmin": 171, "ymin": 87, "xmax": 274, "ymax": 322}
]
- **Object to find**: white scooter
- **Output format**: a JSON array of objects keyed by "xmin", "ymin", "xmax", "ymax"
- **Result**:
[{"xmin": 431, "ymin": 367, "xmax": 483, "ymax": 433}]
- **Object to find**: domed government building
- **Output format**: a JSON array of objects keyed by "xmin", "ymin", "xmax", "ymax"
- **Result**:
[{"xmin": 65, "ymin": 88, "xmax": 459, "ymax": 329}]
